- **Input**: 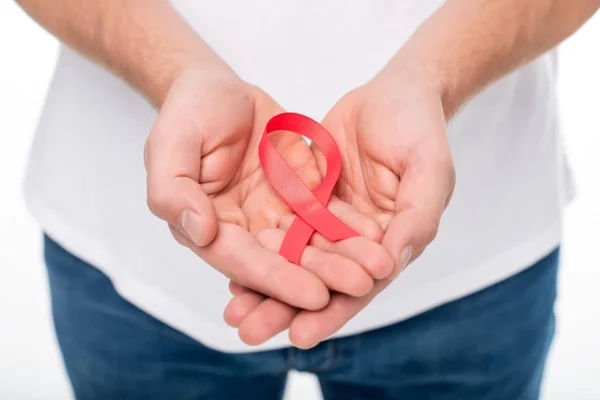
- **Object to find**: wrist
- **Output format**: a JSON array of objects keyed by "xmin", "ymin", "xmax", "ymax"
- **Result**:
[
  {"xmin": 374, "ymin": 52, "xmax": 452, "ymax": 117},
  {"xmin": 107, "ymin": 39, "xmax": 236, "ymax": 109},
  {"xmin": 379, "ymin": 43, "xmax": 468, "ymax": 120},
  {"xmin": 140, "ymin": 56, "xmax": 236, "ymax": 109},
  {"xmin": 99, "ymin": 2, "xmax": 235, "ymax": 108}
]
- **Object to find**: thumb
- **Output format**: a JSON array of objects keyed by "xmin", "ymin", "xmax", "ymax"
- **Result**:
[
  {"xmin": 146, "ymin": 175, "xmax": 218, "ymax": 247},
  {"xmin": 382, "ymin": 152, "xmax": 454, "ymax": 277},
  {"xmin": 144, "ymin": 96, "xmax": 218, "ymax": 247}
]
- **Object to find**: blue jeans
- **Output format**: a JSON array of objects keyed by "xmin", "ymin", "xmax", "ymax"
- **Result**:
[{"xmin": 45, "ymin": 235, "xmax": 558, "ymax": 400}]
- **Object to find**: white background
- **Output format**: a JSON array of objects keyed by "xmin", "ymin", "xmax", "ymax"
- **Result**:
[{"xmin": 1, "ymin": 3, "xmax": 598, "ymax": 399}]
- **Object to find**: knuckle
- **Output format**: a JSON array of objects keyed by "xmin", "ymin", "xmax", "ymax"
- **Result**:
[
  {"xmin": 226, "ymin": 267, "xmax": 242, "ymax": 286},
  {"xmin": 422, "ymin": 213, "xmax": 440, "ymax": 243},
  {"xmin": 349, "ymin": 275, "xmax": 374, "ymax": 297},
  {"xmin": 226, "ymin": 247, "xmax": 253, "ymax": 284},
  {"xmin": 146, "ymin": 188, "xmax": 170, "ymax": 217},
  {"xmin": 440, "ymin": 153, "xmax": 455, "ymax": 171},
  {"xmin": 255, "ymin": 229, "xmax": 282, "ymax": 250},
  {"xmin": 363, "ymin": 220, "xmax": 384, "ymax": 242},
  {"xmin": 366, "ymin": 248, "xmax": 394, "ymax": 278}
]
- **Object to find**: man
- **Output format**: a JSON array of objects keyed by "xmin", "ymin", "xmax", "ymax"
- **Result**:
[{"xmin": 17, "ymin": 0, "xmax": 598, "ymax": 399}]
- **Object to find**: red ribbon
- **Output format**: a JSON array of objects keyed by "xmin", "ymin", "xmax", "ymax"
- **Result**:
[{"xmin": 259, "ymin": 112, "xmax": 358, "ymax": 264}]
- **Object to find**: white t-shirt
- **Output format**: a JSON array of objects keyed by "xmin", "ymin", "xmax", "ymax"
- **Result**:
[{"xmin": 25, "ymin": 0, "xmax": 574, "ymax": 352}]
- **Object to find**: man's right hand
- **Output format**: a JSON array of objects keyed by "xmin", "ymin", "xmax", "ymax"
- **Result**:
[{"xmin": 144, "ymin": 70, "xmax": 395, "ymax": 312}]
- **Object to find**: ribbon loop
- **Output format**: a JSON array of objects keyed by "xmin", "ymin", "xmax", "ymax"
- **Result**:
[{"xmin": 259, "ymin": 112, "xmax": 358, "ymax": 264}]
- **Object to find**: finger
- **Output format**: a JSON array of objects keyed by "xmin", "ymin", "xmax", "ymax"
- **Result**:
[
  {"xmin": 170, "ymin": 222, "xmax": 330, "ymax": 310},
  {"xmin": 233, "ymin": 224, "xmax": 385, "ymax": 346},
  {"xmin": 287, "ymin": 245, "xmax": 412, "ymax": 348},
  {"xmin": 287, "ymin": 260, "xmax": 411, "ymax": 349},
  {"xmin": 257, "ymin": 228, "xmax": 374, "ymax": 297},
  {"xmin": 232, "ymin": 221, "xmax": 385, "ymax": 345},
  {"xmin": 384, "ymin": 143, "xmax": 455, "ymax": 265},
  {"xmin": 238, "ymin": 298, "xmax": 298, "ymax": 346},
  {"xmin": 289, "ymin": 291, "xmax": 374, "ymax": 349},
  {"xmin": 280, "ymin": 198, "xmax": 395, "ymax": 280},
  {"xmin": 228, "ymin": 281, "xmax": 248, "ymax": 295},
  {"xmin": 224, "ymin": 291, "xmax": 266, "ymax": 328},
  {"xmin": 145, "ymin": 95, "xmax": 218, "ymax": 247},
  {"xmin": 287, "ymin": 153, "xmax": 453, "ymax": 349},
  {"xmin": 327, "ymin": 197, "xmax": 384, "ymax": 242}
]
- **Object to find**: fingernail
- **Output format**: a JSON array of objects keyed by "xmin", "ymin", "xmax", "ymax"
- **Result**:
[
  {"xmin": 398, "ymin": 246, "xmax": 413, "ymax": 272},
  {"xmin": 180, "ymin": 210, "xmax": 203, "ymax": 246}
]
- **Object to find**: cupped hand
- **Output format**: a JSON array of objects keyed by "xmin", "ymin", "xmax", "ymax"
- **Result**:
[
  {"xmin": 226, "ymin": 68, "xmax": 456, "ymax": 348},
  {"xmin": 144, "ymin": 70, "xmax": 394, "ymax": 312}
]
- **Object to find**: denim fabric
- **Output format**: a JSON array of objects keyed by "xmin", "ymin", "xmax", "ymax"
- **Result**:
[{"xmin": 44, "ymin": 235, "xmax": 558, "ymax": 400}]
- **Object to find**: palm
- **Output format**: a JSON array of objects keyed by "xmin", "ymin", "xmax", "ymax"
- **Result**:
[
  {"xmin": 320, "ymin": 90, "xmax": 401, "ymax": 230},
  {"xmin": 162, "ymin": 75, "xmax": 319, "ymax": 233},
  {"xmin": 147, "ymin": 71, "xmax": 392, "ymax": 313},
  {"xmin": 208, "ymin": 132, "xmax": 321, "ymax": 236},
  {"xmin": 322, "ymin": 80, "xmax": 454, "ymax": 243}
]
